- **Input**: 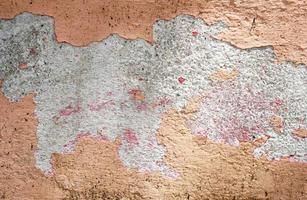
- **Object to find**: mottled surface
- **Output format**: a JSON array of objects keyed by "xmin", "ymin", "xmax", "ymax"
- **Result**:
[
  {"xmin": 1, "ymin": 13, "xmax": 306, "ymax": 177},
  {"xmin": 1, "ymin": 90, "xmax": 306, "ymax": 199},
  {"xmin": 1, "ymin": 0, "xmax": 307, "ymax": 64},
  {"xmin": 49, "ymin": 105, "xmax": 307, "ymax": 200},
  {"xmin": 0, "ymin": 3, "xmax": 307, "ymax": 200},
  {"xmin": 0, "ymin": 87, "xmax": 65, "ymax": 200}
]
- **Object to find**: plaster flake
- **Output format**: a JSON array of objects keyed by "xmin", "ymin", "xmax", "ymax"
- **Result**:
[
  {"xmin": 0, "ymin": 13, "xmax": 306, "ymax": 175},
  {"xmin": 2, "ymin": 0, "xmax": 307, "ymax": 64}
]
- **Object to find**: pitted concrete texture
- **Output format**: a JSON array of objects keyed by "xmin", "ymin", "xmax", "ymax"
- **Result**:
[
  {"xmin": 1, "ymin": 89, "xmax": 307, "ymax": 199},
  {"xmin": 1, "ymin": 13, "xmax": 306, "ymax": 178},
  {"xmin": 1, "ymin": 0, "xmax": 307, "ymax": 64}
]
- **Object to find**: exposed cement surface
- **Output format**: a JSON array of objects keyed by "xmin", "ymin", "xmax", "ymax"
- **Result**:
[
  {"xmin": 1, "ymin": 0, "xmax": 307, "ymax": 64},
  {"xmin": 1, "ymin": 89, "xmax": 306, "ymax": 199},
  {"xmin": 1, "ymin": 13, "xmax": 306, "ymax": 177},
  {"xmin": 0, "ymin": 86, "xmax": 66, "ymax": 200}
]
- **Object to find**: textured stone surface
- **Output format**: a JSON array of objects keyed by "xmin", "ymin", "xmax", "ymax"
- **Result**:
[
  {"xmin": 1, "ymin": 13, "xmax": 306, "ymax": 177},
  {"xmin": 0, "ymin": 3, "xmax": 307, "ymax": 200},
  {"xmin": 46, "ymin": 105, "xmax": 307, "ymax": 199},
  {"xmin": 0, "ymin": 85, "xmax": 65, "ymax": 200},
  {"xmin": 1, "ymin": 0, "xmax": 307, "ymax": 64},
  {"xmin": 1, "ymin": 89, "xmax": 306, "ymax": 199}
]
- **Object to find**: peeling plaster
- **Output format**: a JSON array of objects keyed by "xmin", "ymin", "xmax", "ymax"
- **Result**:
[
  {"xmin": 1, "ymin": 13, "xmax": 306, "ymax": 177},
  {"xmin": 1, "ymin": 0, "xmax": 307, "ymax": 64}
]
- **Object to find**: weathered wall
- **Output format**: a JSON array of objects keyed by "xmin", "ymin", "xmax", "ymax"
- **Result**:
[{"xmin": 0, "ymin": 1, "xmax": 306, "ymax": 200}]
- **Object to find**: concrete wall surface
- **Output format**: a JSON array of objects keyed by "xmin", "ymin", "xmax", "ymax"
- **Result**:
[{"xmin": 0, "ymin": 1, "xmax": 306, "ymax": 199}]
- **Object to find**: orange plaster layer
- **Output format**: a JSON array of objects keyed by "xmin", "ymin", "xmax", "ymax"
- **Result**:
[
  {"xmin": 209, "ymin": 69, "xmax": 239, "ymax": 81},
  {"xmin": 293, "ymin": 129, "xmax": 307, "ymax": 138},
  {"xmin": 0, "ymin": 83, "xmax": 306, "ymax": 199},
  {"xmin": 1, "ymin": 1, "xmax": 307, "ymax": 198},
  {"xmin": 1, "ymin": 0, "xmax": 307, "ymax": 64},
  {"xmin": 0, "ymin": 87, "xmax": 66, "ymax": 199},
  {"xmin": 52, "ymin": 100, "xmax": 307, "ymax": 200},
  {"xmin": 270, "ymin": 115, "xmax": 284, "ymax": 133}
]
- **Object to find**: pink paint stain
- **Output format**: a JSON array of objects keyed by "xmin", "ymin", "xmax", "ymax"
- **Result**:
[
  {"xmin": 88, "ymin": 100, "xmax": 115, "ymax": 111},
  {"xmin": 192, "ymin": 31, "xmax": 199, "ymax": 36},
  {"xmin": 152, "ymin": 97, "xmax": 172, "ymax": 108},
  {"xmin": 124, "ymin": 129, "xmax": 139, "ymax": 145},
  {"xmin": 136, "ymin": 102, "xmax": 147, "ymax": 111},
  {"xmin": 270, "ymin": 98, "xmax": 285, "ymax": 112},
  {"xmin": 178, "ymin": 76, "xmax": 186, "ymax": 84},
  {"xmin": 63, "ymin": 132, "xmax": 91, "ymax": 151},
  {"xmin": 59, "ymin": 104, "xmax": 81, "ymax": 116},
  {"xmin": 76, "ymin": 132, "xmax": 92, "ymax": 140},
  {"xmin": 275, "ymin": 99, "xmax": 283, "ymax": 106},
  {"xmin": 63, "ymin": 131, "xmax": 108, "ymax": 154},
  {"xmin": 106, "ymin": 91, "xmax": 113, "ymax": 96},
  {"xmin": 189, "ymin": 82, "xmax": 277, "ymax": 145}
]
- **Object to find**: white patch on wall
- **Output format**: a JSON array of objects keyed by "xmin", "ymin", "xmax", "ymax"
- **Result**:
[{"xmin": 1, "ymin": 13, "xmax": 306, "ymax": 175}]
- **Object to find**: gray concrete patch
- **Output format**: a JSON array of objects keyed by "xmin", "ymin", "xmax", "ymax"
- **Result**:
[{"xmin": 1, "ymin": 13, "xmax": 306, "ymax": 175}]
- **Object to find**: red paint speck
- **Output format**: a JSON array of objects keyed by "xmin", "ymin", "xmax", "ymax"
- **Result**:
[
  {"xmin": 136, "ymin": 103, "xmax": 147, "ymax": 111},
  {"xmin": 124, "ymin": 129, "xmax": 138, "ymax": 145},
  {"xmin": 178, "ymin": 76, "xmax": 186, "ymax": 84},
  {"xmin": 128, "ymin": 89, "xmax": 144, "ymax": 101},
  {"xmin": 192, "ymin": 31, "xmax": 199, "ymax": 36},
  {"xmin": 274, "ymin": 99, "xmax": 283, "ymax": 106},
  {"xmin": 270, "ymin": 98, "xmax": 284, "ymax": 112},
  {"xmin": 59, "ymin": 104, "xmax": 81, "ymax": 116},
  {"xmin": 30, "ymin": 47, "xmax": 37, "ymax": 56},
  {"xmin": 152, "ymin": 97, "xmax": 172, "ymax": 108},
  {"xmin": 19, "ymin": 63, "xmax": 28, "ymax": 69}
]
